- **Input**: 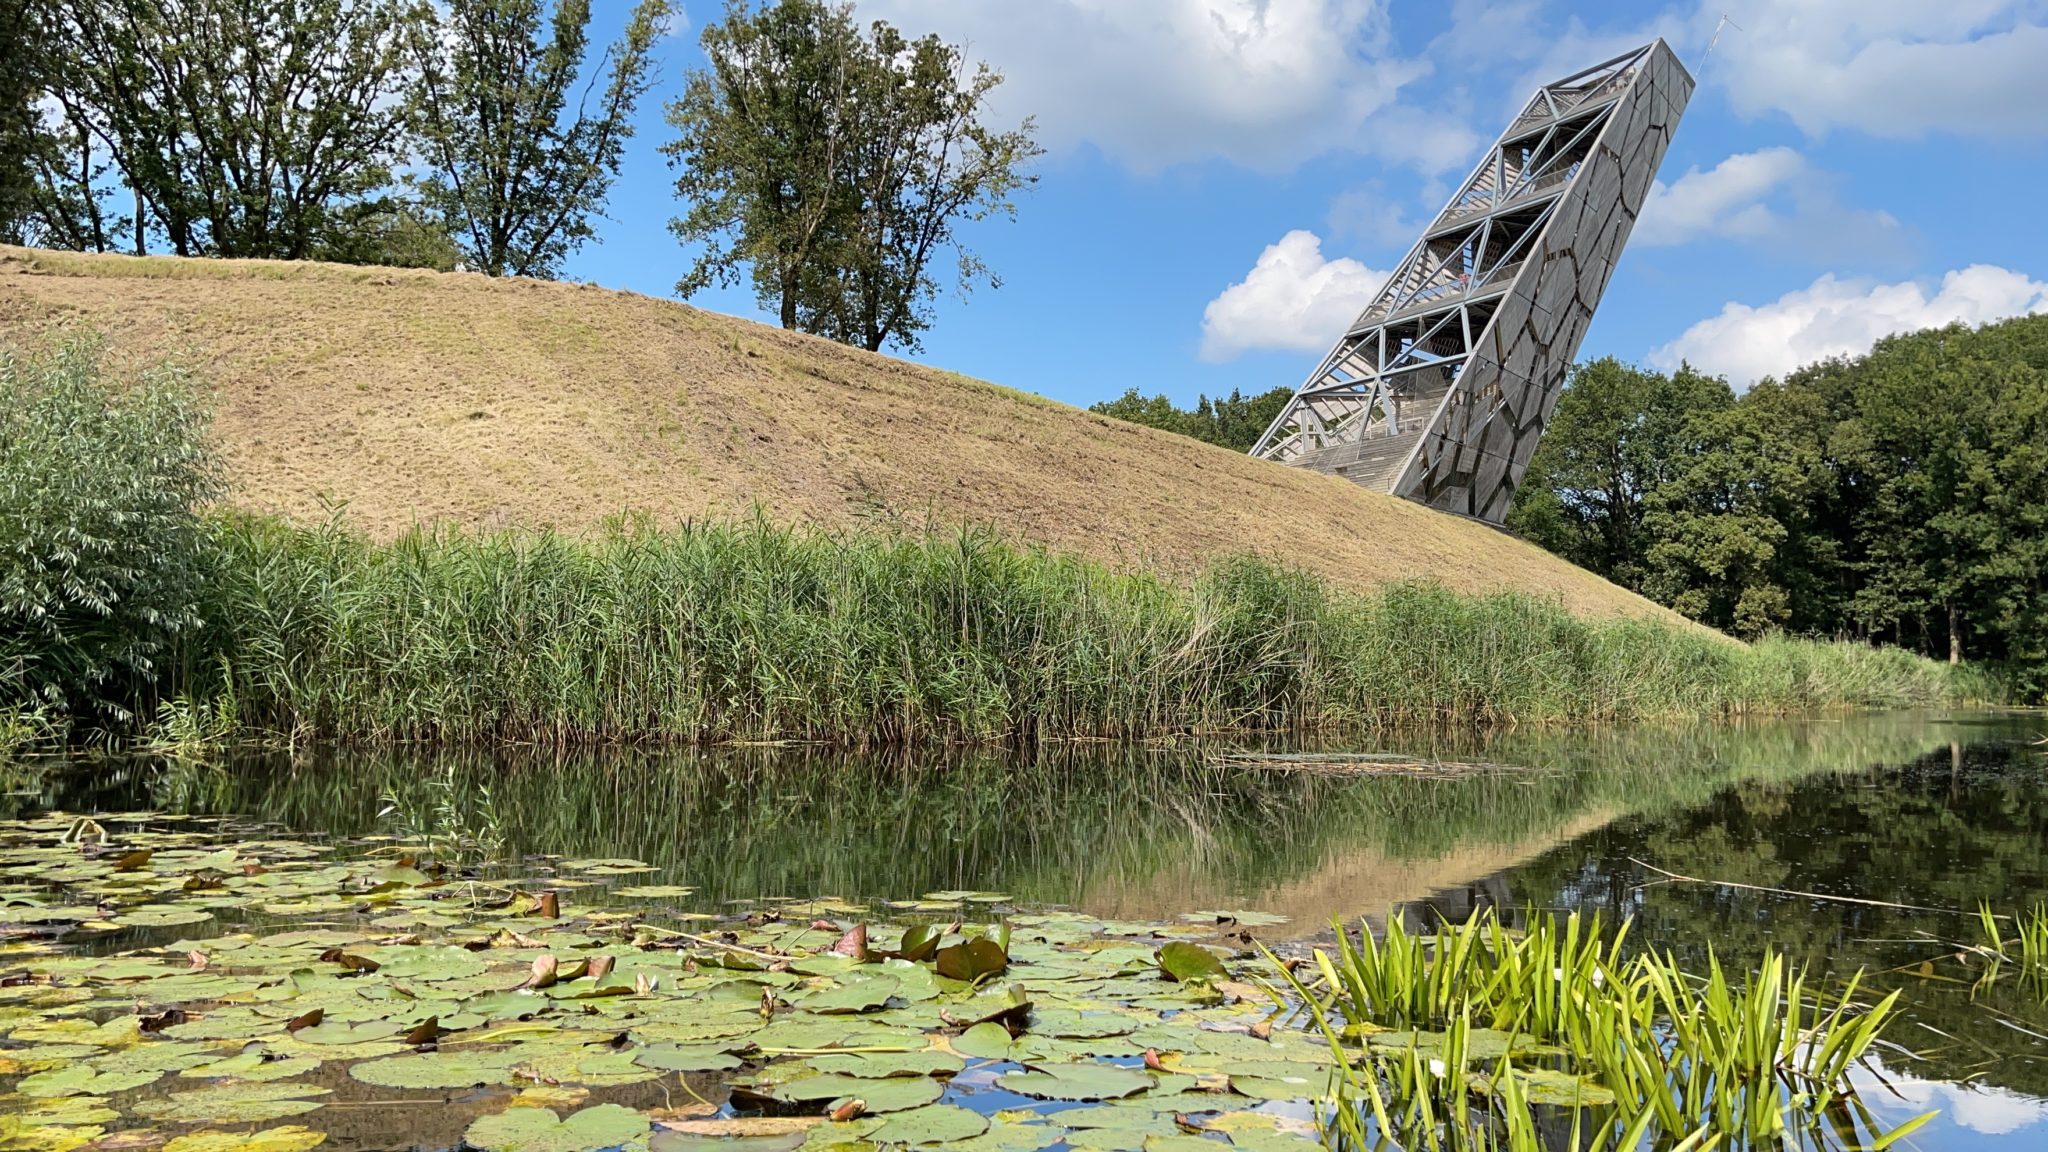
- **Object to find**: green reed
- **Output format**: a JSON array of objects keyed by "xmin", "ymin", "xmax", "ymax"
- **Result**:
[
  {"xmin": 154, "ymin": 514, "xmax": 1975, "ymax": 747},
  {"xmin": 1281, "ymin": 909, "xmax": 1933, "ymax": 1152}
]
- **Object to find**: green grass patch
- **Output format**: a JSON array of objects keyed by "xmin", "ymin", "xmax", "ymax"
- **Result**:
[{"xmin": 160, "ymin": 514, "xmax": 1982, "ymax": 747}]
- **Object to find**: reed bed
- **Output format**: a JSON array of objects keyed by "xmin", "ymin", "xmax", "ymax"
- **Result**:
[{"xmin": 172, "ymin": 515, "xmax": 1975, "ymax": 747}]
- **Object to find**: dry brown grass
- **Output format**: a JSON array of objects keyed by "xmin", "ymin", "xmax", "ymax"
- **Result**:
[{"xmin": 0, "ymin": 245, "xmax": 1688, "ymax": 625}]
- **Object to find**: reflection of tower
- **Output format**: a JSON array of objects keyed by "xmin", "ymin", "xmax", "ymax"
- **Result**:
[
  {"xmin": 1398, "ymin": 872, "xmax": 1516, "ymax": 934},
  {"xmin": 1249, "ymin": 41, "xmax": 1694, "ymax": 523}
]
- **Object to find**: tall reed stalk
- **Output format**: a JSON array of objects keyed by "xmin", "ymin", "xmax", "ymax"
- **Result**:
[{"xmin": 161, "ymin": 514, "xmax": 1978, "ymax": 747}]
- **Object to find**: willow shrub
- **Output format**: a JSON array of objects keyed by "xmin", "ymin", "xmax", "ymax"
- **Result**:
[
  {"xmin": 184, "ymin": 515, "xmax": 1977, "ymax": 746},
  {"xmin": 0, "ymin": 340, "xmax": 222, "ymax": 723}
]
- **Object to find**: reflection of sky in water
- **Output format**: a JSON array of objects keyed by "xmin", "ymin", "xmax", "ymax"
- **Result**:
[{"xmin": 1855, "ymin": 1058, "xmax": 2048, "ymax": 1145}]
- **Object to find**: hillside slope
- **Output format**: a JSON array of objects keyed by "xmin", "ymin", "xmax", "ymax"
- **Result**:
[{"xmin": 0, "ymin": 246, "xmax": 1687, "ymax": 625}]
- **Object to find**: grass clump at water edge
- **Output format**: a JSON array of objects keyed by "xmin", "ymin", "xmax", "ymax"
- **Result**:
[{"xmin": 171, "ymin": 513, "xmax": 1982, "ymax": 746}]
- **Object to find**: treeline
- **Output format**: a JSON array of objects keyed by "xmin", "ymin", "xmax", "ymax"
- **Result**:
[
  {"xmin": 1509, "ymin": 315, "xmax": 2048, "ymax": 695},
  {"xmin": 0, "ymin": 0, "xmax": 1035, "ymax": 352},
  {"xmin": 2, "ymin": 341, "xmax": 1980, "ymax": 745},
  {"xmin": 1088, "ymin": 386, "xmax": 1294, "ymax": 453}
]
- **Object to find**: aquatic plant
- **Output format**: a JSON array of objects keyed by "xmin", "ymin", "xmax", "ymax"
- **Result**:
[
  {"xmin": 1977, "ymin": 902, "xmax": 2048, "ymax": 988},
  {"xmin": 1281, "ymin": 909, "xmax": 1932, "ymax": 1151},
  {"xmin": 153, "ymin": 514, "xmax": 1976, "ymax": 747}
]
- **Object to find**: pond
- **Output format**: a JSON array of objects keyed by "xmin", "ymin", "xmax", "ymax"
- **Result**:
[{"xmin": 2, "ymin": 711, "xmax": 2044, "ymax": 1151}]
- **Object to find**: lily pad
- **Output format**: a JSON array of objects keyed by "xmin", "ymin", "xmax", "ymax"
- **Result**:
[
  {"xmin": 463, "ymin": 1104, "xmax": 651, "ymax": 1152},
  {"xmin": 865, "ymin": 1104, "xmax": 990, "ymax": 1145},
  {"xmin": 1155, "ymin": 943, "xmax": 1226, "ymax": 983},
  {"xmin": 997, "ymin": 1062, "xmax": 1155, "ymax": 1101},
  {"xmin": 935, "ymin": 939, "xmax": 1008, "ymax": 983},
  {"xmin": 132, "ymin": 1082, "xmax": 333, "ymax": 1123},
  {"xmin": 612, "ymin": 885, "xmax": 697, "ymax": 899},
  {"xmin": 17, "ymin": 1064, "xmax": 164, "ymax": 1098},
  {"xmin": 773, "ymin": 1072, "xmax": 944, "ymax": 1112},
  {"xmin": 796, "ymin": 973, "xmax": 900, "ymax": 1015},
  {"xmin": 806, "ymin": 1049, "xmax": 963, "ymax": 1078},
  {"xmin": 163, "ymin": 1126, "xmax": 329, "ymax": 1152},
  {"xmin": 349, "ymin": 1048, "xmax": 524, "ymax": 1088}
]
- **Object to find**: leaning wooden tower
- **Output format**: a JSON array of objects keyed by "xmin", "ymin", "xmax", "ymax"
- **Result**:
[{"xmin": 1248, "ymin": 41, "xmax": 1694, "ymax": 523}]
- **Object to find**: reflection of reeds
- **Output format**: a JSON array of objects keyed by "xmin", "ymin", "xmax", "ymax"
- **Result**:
[
  {"xmin": 1278, "ymin": 908, "xmax": 1932, "ymax": 1151},
  {"xmin": 176, "ymin": 515, "xmax": 1976, "ymax": 747}
]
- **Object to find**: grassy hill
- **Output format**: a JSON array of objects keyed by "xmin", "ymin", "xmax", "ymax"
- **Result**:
[{"xmin": 0, "ymin": 245, "xmax": 1685, "ymax": 626}]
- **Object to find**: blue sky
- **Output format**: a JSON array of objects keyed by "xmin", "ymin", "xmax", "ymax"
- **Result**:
[{"xmin": 563, "ymin": 0, "xmax": 2048, "ymax": 409}]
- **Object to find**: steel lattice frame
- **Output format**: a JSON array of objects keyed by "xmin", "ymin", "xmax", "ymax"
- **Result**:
[{"xmin": 1249, "ymin": 41, "xmax": 1693, "ymax": 523}]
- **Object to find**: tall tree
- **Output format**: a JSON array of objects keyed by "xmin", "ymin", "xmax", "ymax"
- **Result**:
[
  {"xmin": 413, "ymin": 0, "xmax": 670, "ymax": 278},
  {"xmin": 0, "ymin": 0, "xmax": 122, "ymax": 250},
  {"xmin": 1505, "ymin": 357, "xmax": 1734, "ymax": 591},
  {"xmin": 666, "ymin": 0, "xmax": 859, "ymax": 329},
  {"xmin": 47, "ymin": 0, "xmax": 424, "ymax": 259},
  {"xmin": 800, "ymin": 21, "xmax": 1039, "ymax": 353},
  {"xmin": 665, "ymin": 0, "xmax": 1037, "ymax": 350}
]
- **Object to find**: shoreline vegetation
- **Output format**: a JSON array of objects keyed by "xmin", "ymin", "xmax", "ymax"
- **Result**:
[
  {"xmin": 169, "ymin": 515, "xmax": 1985, "ymax": 748},
  {"xmin": 0, "ymin": 338, "xmax": 1995, "ymax": 750}
]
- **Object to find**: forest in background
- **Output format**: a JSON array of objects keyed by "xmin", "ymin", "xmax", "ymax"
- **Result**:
[{"xmin": 1094, "ymin": 315, "xmax": 2048, "ymax": 696}]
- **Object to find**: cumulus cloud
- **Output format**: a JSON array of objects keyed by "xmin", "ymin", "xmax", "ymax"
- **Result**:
[
  {"xmin": 853, "ymin": 0, "xmax": 1444, "ymax": 172},
  {"xmin": 1200, "ymin": 231, "xmax": 1388, "ymax": 361},
  {"xmin": 1705, "ymin": 1, "xmax": 2048, "ymax": 137},
  {"xmin": 1635, "ymin": 147, "xmax": 1904, "ymax": 258},
  {"xmin": 1649, "ymin": 265, "xmax": 2048, "ymax": 386}
]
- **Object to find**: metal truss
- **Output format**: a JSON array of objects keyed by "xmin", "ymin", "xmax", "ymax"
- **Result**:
[{"xmin": 1248, "ymin": 41, "xmax": 1694, "ymax": 523}]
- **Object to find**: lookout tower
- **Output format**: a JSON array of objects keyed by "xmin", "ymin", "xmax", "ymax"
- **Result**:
[{"xmin": 1248, "ymin": 41, "xmax": 1694, "ymax": 523}]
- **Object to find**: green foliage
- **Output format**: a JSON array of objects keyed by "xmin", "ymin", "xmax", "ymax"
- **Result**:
[
  {"xmin": 1287, "ymin": 909, "xmax": 1926, "ymax": 1151},
  {"xmin": 172, "ymin": 514, "xmax": 1969, "ymax": 746},
  {"xmin": 1505, "ymin": 357, "xmax": 1735, "ymax": 590},
  {"xmin": 1513, "ymin": 319, "xmax": 2048, "ymax": 695},
  {"xmin": 41, "ymin": 0, "xmax": 426, "ymax": 260},
  {"xmin": 1089, "ymin": 386, "xmax": 1295, "ymax": 454},
  {"xmin": 413, "ymin": 0, "xmax": 671, "ymax": 278},
  {"xmin": 0, "ymin": 339, "xmax": 222, "ymax": 722},
  {"xmin": 665, "ymin": 0, "xmax": 1040, "ymax": 351}
]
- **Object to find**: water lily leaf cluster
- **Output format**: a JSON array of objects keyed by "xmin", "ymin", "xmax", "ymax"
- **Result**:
[{"xmin": 0, "ymin": 811, "xmax": 1329, "ymax": 1150}]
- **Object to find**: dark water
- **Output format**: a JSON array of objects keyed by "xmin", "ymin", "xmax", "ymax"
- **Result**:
[{"xmin": 9, "ymin": 710, "xmax": 2047, "ymax": 1148}]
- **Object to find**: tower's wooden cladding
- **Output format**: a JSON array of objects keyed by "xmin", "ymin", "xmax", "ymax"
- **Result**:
[{"xmin": 1250, "ymin": 42, "xmax": 1693, "ymax": 524}]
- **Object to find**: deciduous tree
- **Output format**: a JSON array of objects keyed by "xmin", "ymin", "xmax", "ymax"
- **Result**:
[{"xmin": 413, "ymin": 0, "xmax": 671, "ymax": 278}]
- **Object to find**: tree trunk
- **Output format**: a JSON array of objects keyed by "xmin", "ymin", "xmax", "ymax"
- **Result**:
[
  {"xmin": 779, "ymin": 267, "xmax": 799, "ymax": 329},
  {"xmin": 1948, "ymin": 603, "xmax": 1962, "ymax": 665}
]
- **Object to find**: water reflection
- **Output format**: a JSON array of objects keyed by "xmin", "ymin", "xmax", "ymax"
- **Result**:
[{"xmin": 11, "ymin": 709, "xmax": 2047, "ymax": 1146}]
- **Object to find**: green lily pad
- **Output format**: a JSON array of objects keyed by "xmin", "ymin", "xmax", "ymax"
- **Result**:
[
  {"xmin": 1155, "ymin": 943, "xmax": 1225, "ymax": 983},
  {"xmin": 348, "ymin": 1048, "xmax": 525, "ymax": 1088},
  {"xmin": 935, "ymin": 939, "xmax": 1008, "ymax": 983},
  {"xmin": 796, "ymin": 973, "xmax": 900, "ymax": 1015},
  {"xmin": 612, "ymin": 885, "xmax": 696, "ymax": 899},
  {"xmin": 133, "ymin": 1082, "xmax": 333, "ymax": 1123},
  {"xmin": 463, "ymin": 1104, "xmax": 651, "ymax": 1152},
  {"xmin": 997, "ymin": 1062, "xmax": 1155, "ymax": 1101},
  {"xmin": 865, "ymin": 1104, "xmax": 990, "ymax": 1145},
  {"xmin": 773, "ymin": 1072, "xmax": 944, "ymax": 1112},
  {"xmin": 633, "ymin": 1044, "xmax": 745, "ymax": 1072},
  {"xmin": 953, "ymin": 1021, "xmax": 1015, "ymax": 1059},
  {"xmin": 18, "ymin": 1063, "xmax": 165, "ymax": 1098},
  {"xmin": 806, "ymin": 1049, "xmax": 963, "ymax": 1078},
  {"xmin": 113, "ymin": 906, "xmax": 216, "ymax": 928},
  {"xmin": 163, "ymin": 1126, "xmax": 329, "ymax": 1152}
]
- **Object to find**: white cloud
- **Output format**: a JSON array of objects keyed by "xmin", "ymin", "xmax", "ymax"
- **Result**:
[
  {"xmin": 1635, "ymin": 147, "xmax": 1904, "ymax": 258},
  {"xmin": 1705, "ymin": 1, "xmax": 2048, "ymax": 137},
  {"xmin": 1200, "ymin": 230, "xmax": 1388, "ymax": 361},
  {"xmin": 1859, "ymin": 1063, "xmax": 2048, "ymax": 1137},
  {"xmin": 853, "ymin": 0, "xmax": 1441, "ymax": 172},
  {"xmin": 1650, "ymin": 265, "xmax": 2048, "ymax": 385}
]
